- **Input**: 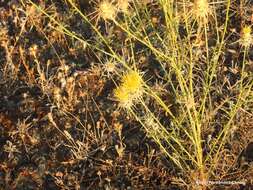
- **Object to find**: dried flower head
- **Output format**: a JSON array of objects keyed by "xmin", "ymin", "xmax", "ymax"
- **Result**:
[
  {"xmin": 117, "ymin": 0, "xmax": 130, "ymax": 13},
  {"xmin": 114, "ymin": 70, "xmax": 144, "ymax": 109},
  {"xmin": 103, "ymin": 59, "xmax": 118, "ymax": 76},
  {"xmin": 240, "ymin": 26, "xmax": 252, "ymax": 47},
  {"xmin": 98, "ymin": 0, "xmax": 117, "ymax": 21},
  {"xmin": 143, "ymin": 114, "xmax": 164, "ymax": 139},
  {"xmin": 193, "ymin": 0, "xmax": 210, "ymax": 23}
]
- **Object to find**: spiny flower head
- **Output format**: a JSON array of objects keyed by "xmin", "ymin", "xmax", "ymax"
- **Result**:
[
  {"xmin": 114, "ymin": 70, "xmax": 144, "ymax": 109},
  {"xmin": 193, "ymin": 0, "xmax": 210, "ymax": 23},
  {"xmin": 114, "ymin": 86, "xmax": 132, "ymax": 108},
  {"xmin": 240, "ymin": 26, "xmax": 252, "ymax": 47},
  {"xmin": 102, "ymin": 59, "xmax": 118, "ymax": 76},
  {"xmin": 117, "ymin": 0, "xmax": 130, "ymax": 13},
  {"xmin": 98, "ymin": 0, "xmax": 117, "ymax": 21},
  {"xmin": 121, "ymin": 70, "xmax": 143, "ymax": 93}
]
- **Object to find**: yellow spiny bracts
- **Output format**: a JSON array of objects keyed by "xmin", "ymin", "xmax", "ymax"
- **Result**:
[
  {"xmin": 193, "ymin": 0, "xmax": 210, "ymax": 23},
  {"xmin": 117, "ymin": 0, "xmax": 130, "ymax": 13},
  {"xmin": 98, "ymin": 0, "xmax": 117, "ymax": 21},
  {"xmin": 114, "ymin": 70, "xmax": 144, "ymax": 109},
  {"xmin": 240, "ymin": 26, "xmax": 252, "ymax": 47}
]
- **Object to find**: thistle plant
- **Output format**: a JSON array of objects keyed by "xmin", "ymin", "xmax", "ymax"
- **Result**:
[
  {"xmin": 240, "ymin": 25, "xmax": 252, "ymax": 48},
  {"xmin": 116, "ymin": 0, "xmax": 131, "ymax": 13},
  {"xmin": 88, "ymin": 0, "xmax": 118, "ymax": 27},
  {"xmin": 98, "ymin": 0, "xmax": 117, "ymax": 21},
  {"xmin": 193, "ymin": 0, "xmax": 210, "ymax": 23},
  {"xmin": 26, "ymin": 0, "xmax": 253, "ymax": 188},
  {"xmin": 114, "ymin": 70, "xmax": 144, "ymax": 109}
]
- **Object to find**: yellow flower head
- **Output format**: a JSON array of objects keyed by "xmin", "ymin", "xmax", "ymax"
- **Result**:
[
  {"xmin": 240, "ymin": 26, "xmax": 252, "ymax": 47},
  {"xmin": 98, "ymin": 1, "xmax": 117, "ymax": 21},
  {"xmin": 114, "ymin": 70, "xmax": 144, "ymax": 109},
  {"xmin": 114, "ymin": 86, "xmax": 132, "ymax": 108},
  {"xmin": 121, "ymin": 70, "xmax": 143, "ymax": 93},
  {"xmin": 117, "ymin": 0, "xmax": 130, "ymax": 13},
  {"xmin": 193, "ymin": 0, "xmax": 210, "ymax": 23}
]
